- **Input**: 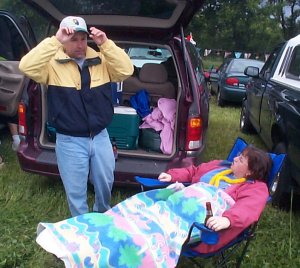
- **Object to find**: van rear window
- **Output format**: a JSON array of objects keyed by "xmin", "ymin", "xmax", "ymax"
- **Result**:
[{"xmin": 49, "ymin": 0, "xmax": 176, "ymax": 19}]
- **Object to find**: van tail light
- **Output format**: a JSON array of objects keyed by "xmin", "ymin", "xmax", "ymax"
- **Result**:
[
  {"xmin": 18, "ymin": 102, "xmax": 28, "ymax": 136},
  {"xmin": 226, "ymin": 77, "xmax": 239, "ymax": 86},
  {"xmin": 186, "ymin": 116, "xmax": 203, "ymax": 150}
]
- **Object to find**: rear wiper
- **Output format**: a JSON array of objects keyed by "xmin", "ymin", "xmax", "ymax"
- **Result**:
[{"xmin": 130, "ymin": 56, "xmax": 150, "ymax": 59}]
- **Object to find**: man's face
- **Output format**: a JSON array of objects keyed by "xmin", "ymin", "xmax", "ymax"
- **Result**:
[{"xmin": 63, "ymin": 31, "xmax": 87, "ymax": 59}]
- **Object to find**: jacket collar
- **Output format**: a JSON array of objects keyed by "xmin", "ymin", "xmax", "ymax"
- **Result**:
[{"xmin": 54, "ymin": 46, "xmax": 101, "ymax": 66}]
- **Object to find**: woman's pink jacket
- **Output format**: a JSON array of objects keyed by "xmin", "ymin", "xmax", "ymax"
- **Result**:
[{"xmin": 166, "ymin": 160, "xmax": 269, "ymax": 253}]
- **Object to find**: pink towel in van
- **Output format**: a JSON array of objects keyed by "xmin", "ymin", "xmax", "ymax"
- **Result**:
[{"xmin": 140, "ymin": 98, "xmax": 176, "ymax": 154}]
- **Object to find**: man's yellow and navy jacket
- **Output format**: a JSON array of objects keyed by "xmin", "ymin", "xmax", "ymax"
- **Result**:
[{"xmin": 19, "ymin": 36, "xmax": 133, "ymax": 137}]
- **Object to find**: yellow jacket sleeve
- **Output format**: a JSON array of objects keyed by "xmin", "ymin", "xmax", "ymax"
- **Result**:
[
  {"xmin": 19, "ymin": 36, "xmax": 62, "ymax": 84},
  {"xmin": 99, "ymin": 39, "xmax": 134, "ymax": 82}
]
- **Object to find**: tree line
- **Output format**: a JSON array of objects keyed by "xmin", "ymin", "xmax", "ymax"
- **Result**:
[
  {"xmin": 188, "ymin": 0, "xmax": 300, "ymax": 53},
  {"xmin": 0, "ymin": 0, "xmax": 299, "ymax": 54}
]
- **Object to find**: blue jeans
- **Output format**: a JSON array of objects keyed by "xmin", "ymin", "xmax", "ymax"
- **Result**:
[{"xmin": 56, "ymin": 129, "xmax": 115, "ymax": 217}]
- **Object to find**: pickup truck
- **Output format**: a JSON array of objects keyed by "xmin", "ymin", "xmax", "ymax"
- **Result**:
[{"xmin": 240, "ymin": 34, "xmax": 300, "ymax": 208}]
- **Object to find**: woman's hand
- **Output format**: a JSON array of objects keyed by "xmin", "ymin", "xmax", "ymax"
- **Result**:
[
  {"xmin": 166, "ymin": 181, "xmax": 185, "ymax": 191},
  {"xmin": 158, "ymin": 172, "xmax": 172, "ymax": 182},
  {"xmin": 206, "ymin": 216, "xmax": 230, "ymax": 231}
]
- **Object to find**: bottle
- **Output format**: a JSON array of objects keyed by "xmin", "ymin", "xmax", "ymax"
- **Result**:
[
  {"xmin": 204, "ymin": 202, "xmax": 213, "ymax": 226},
  {"xmin": 112, "ymin": 138, "xmax": 118, "ymax": 161}
]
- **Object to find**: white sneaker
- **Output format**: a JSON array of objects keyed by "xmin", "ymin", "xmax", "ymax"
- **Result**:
[
  {"xmin": 12, "ymin": 135, "xmax": 21, "ymax": 151},
  {"xmin": 0, "ymin": 156, "xmax": 4, "ymax": 169},
  {"xmin": 12, "ymin": 140, "xmax": 20, "ymax": 151}
]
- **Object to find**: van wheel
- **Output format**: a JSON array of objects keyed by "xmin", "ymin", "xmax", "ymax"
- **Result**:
[
  {"xmin": 240, "ymin": 101, "xmax": 254, "ymax": 133},
  {"xmin": 217, "ymin": 89, "xmax": 224, "ymax": 106},
  {"xmin": 271, "ymin": 142, "xmax": 291, "ymax": 210}
]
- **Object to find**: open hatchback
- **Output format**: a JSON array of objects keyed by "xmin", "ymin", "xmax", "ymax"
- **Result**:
[{"xmin": 0, "ymin": 0, "xmax": 210, "ymax": 185}]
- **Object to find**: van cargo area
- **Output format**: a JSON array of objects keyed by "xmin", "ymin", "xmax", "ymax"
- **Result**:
[{"xmin": 39, "ymin": 45, "xmax": 180, "ymax": 162}]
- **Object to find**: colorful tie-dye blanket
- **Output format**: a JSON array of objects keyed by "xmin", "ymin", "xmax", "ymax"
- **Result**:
[{"xmin": 36, "ymin": 182, "xmax": 235, "ymax": 268}]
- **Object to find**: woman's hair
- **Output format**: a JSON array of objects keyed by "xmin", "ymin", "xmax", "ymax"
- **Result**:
[{"xmin": 242, "ymin": 146, "xmax": 273, "ymax": 182}]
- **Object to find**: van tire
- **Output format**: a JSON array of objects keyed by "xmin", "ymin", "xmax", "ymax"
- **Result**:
[
  {"xmin": 217, "ymin": 89, "xmax": 224, "ymax": 106},
  {"xmin": 271, "ymin": 142, "xmax": 291, "ymax": 210},
  {"xmin": 240, "ymin": 101, "xmax": 254, "ymax": 133}
]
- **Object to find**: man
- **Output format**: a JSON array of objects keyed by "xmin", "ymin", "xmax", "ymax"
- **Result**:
[{"xmin": 19, "ymin": 16, "xmax": 133, "ymax": 216}]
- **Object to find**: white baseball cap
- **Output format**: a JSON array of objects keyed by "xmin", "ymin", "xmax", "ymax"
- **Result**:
[{"xmin": 59, "ymin": 16, "xmax": 89, "ymax": 34}]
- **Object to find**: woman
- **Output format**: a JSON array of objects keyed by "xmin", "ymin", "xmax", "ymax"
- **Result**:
[
  {"xmin": 159, "ymin": 145, "xmax": 273, "ymax": 253},
  {"xmin": 36, "ymin": 146, "xmax": 272, "ymax": 267}
]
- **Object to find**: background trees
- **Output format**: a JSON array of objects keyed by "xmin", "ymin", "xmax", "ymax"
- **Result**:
[
  {"xmin": 0, "ymin": 0, "xmax": 299, "ymax": 53},
  {"xmin": 189, "ymin": 0, "xmax": 300, "ymax": 53}
]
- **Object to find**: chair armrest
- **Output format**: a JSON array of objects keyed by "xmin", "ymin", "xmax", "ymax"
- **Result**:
[
  {"xmin": 135, "ymin": 176, "xmax": 171, "ymax": 188},
  {"xmin": 134, "ymin": 176, "xmax": 190, "ymax": 191},
  {"xmin": 184, "ymin": 222, "xmax": 219, "ymax": 246}
]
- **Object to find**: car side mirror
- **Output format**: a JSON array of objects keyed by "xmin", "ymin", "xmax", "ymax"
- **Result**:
[{"xmin": 244, "ymin": 66, "xmax": 259, "ymax": 78}]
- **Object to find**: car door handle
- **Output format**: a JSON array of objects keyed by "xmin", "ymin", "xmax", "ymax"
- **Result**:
[{"xmin": 285, "ymin": 95, "xmax": 300, "ymax": 103}]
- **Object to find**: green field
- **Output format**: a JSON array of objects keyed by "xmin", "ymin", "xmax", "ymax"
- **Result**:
[{"xmin": 0, "ymin": 96, "xmax": 299, "ymax": 267}]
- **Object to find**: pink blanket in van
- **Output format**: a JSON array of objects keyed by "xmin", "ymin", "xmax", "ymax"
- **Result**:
[{"xmin": 140, "ymin": 98, "xmax": 176, "ymax": 154}]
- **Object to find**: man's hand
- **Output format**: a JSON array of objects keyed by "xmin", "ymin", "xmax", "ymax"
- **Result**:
[
  {"xmin": 158, "ymin": 172, "xmax": 172, "ymax": 182},
  {"xmin": 89, "ymin": 27, "xmax": 108, "ymax": 46},
  {"xmin": 206, "ymin": 216, "xmax": 230, "ymax": 231},
  {"xmin": 55, "ymin": 27, "xmax": 75, "ymax": 44}
]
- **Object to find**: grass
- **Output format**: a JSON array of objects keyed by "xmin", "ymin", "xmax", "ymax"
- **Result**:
[
  {"xmin": 202, "ymin": 55, "xmax": 224, "ymax": 70},
  {"xmin": 0, "ymin": 96, "xmax": 299, "ymax": 267}
]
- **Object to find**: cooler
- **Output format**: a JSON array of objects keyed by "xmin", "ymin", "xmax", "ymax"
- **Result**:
[{"xmin": 107, "ymin": 106, "xmax": 140, "ymax": 149}]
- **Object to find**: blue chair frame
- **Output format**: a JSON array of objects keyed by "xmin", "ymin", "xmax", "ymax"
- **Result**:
[{"xmin": 135, "ymin": 137, "xmax": 286, "ymax": 267}]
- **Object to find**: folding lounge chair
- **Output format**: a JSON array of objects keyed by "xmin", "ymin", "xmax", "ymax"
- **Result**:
[
  {"xmin": 135, "ymin": 137, "xmax": 250, "ymax": 190},
  {"xmin": 135, "ymin": 137, "xmax": 286, "ymax": 267}
]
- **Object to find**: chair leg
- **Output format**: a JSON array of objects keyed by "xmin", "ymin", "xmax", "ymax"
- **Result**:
[
  {"xmin": 178, "ymin": 256, "xmax": 204, "ymax": 268},
  {"xmin": 235, "ymin": 238, "xmax": 252, "ymax": 268},
  {"xmin": 213, "ymin": 237, "xmax": 253, "ymax": 268},
  {"xmin": 215, "ymin": 252, "xmax": 229, "ymax": 268},
  {"xmin": 182, "ymin": 226, "xmax": 257, "ymax": 268},
  {"xmin": 188, "ymin": 257, "xmax": 204, "ymax": 267},
  {"xmin": 221, "ymin": 252, "xmax": 229, "ymax": 268}
]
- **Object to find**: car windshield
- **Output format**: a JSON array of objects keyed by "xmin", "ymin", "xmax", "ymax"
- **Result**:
[
  {"xmin": 229, "ymin": 60, "xmax": 264, "ymax": 73},
  {"xmin": 49, "ymin": 0, "xmax": 176, "ymax": 18},
  {"xmin": 127, "ymin": 47, "xmax": 171, "ymax": 67}
]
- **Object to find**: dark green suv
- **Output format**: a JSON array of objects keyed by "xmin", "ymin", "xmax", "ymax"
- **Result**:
[{"xmin": 240, "ymin": 34, "xmax": 300, "ymax": 207}]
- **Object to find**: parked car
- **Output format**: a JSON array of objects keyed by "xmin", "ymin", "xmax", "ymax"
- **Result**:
[
  {"xmin": 210, "ymin": 58, "xmax": 264, "ymax": 106},
  {"xmin": 0, "ymin": 0, "xmax": 210, "ymax": 186},
  {"xmin": 240, "ymin": 34, "xmax": 300, "ymax": 207}
]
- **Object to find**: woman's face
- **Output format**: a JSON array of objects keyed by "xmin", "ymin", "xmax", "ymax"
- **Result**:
[{"xmin": 231, "ymin": 154, "xmax": 251, "ymax": 179}]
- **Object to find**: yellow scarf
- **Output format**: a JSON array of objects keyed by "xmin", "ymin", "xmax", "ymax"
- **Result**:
[{"xmin": 209, "ymin": 169, "xmax": 246, "ymax": 187}]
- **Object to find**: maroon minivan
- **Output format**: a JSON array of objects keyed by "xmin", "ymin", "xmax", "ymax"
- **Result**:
[{"xmin": 0, "ymin": 0, "xmax": 209, "ymax": 185}]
